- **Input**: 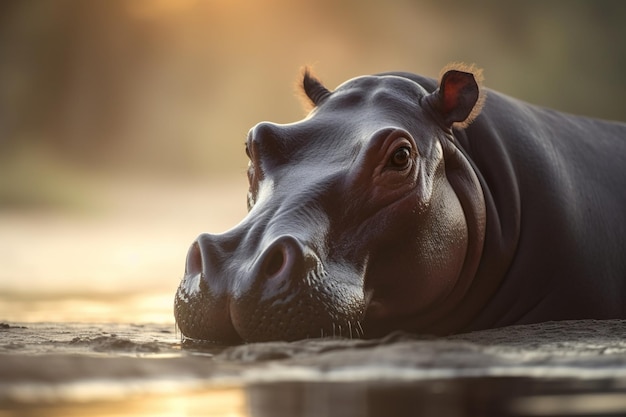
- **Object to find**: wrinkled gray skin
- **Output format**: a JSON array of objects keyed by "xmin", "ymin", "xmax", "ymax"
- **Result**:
[{"xmin": 174, "ymin": 66, "xmax": 626, "ymax": 344}]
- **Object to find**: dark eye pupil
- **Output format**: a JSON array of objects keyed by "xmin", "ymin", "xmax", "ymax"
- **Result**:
[{"xmin": 392, "ymin": 147, "xmax": 410, "ymax": 167}]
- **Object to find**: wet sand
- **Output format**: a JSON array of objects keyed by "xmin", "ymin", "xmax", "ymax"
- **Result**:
[{"xmin": 2, "ymin": 320, "xmax": 626, "ymax": 416}]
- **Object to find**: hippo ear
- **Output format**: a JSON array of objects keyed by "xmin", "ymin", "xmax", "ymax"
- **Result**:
[
  {"xmin": 426, "ymin": 63, "xmax": 485, "ymax": 129},
  {"xmin": 299, "ymin": 67, "xmax": 332, "ymax": 110}
]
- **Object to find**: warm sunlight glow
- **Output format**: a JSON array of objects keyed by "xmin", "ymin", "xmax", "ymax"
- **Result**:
[
  {"xmin": 5, "ymin": 387, "xmax": 249, "ymax": 417},
  {"xmin": 126, "ymin": 0, "xmax": 200, "ymax": 20}
]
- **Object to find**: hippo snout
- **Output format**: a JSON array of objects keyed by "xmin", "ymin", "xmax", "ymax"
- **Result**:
[
  {"xmin": 183, "ymin": 234, "xmax": 316, "ymax": 302},
  {"xmin": 174, "ymin": 232, "xmax": 366, "ymax": 344}
]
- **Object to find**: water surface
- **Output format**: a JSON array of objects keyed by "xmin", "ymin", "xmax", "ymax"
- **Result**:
[
  {"xmin": 2, "ymin": 320, "xmax": 626, "ymax": 416},
  {"xmin": 2, "ymin": 179, "xmax": 626, "ymax": 416}
]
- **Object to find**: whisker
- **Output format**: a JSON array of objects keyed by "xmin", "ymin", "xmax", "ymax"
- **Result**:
[
  {"xmin": 174, "ymin": 322, "xmax": 182, "ymax": 342},
  {"xmin": 357, "ymin": 321, "xmax": 364, "ymax": 338}
]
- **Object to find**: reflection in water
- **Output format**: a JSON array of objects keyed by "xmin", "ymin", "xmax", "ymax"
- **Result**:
[
  {"xmin": 245, "ymin": 379, "xmax": 626, "ymax": 417},
  {"xmin": 1, "ymin": 387, "xmax": 247, "ymax": 417},
  {"xmin": 3, "ymin": 378, "xmax": 626, "ymax": 417}
]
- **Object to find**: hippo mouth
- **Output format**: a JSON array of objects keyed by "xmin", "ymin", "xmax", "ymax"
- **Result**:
[{"xmin": 174, "ymin": 235, "xmax": 366, "ymax": 344}]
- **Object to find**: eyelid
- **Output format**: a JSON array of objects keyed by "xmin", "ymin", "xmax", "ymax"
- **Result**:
[{"xmin": 384, "ymin": 136, "xmax": 415, "ymax": 160}]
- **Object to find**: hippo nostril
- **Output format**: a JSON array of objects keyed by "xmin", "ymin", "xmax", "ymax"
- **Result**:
[
  {"xmin": 185, "ymin": 241, "xmax": 203, "ymax": 276},
  {"xmin": 260, "ymin": 236, "xmax": 308, "ymax": 280},
  {"xmin": 263, "ymin": 247, "xmax": 286, "ymax": 278}
]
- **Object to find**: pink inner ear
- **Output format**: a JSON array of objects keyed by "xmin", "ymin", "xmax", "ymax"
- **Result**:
[
  {"xmin": 442, "ymin": 73, "xmax": 466, "ymax": 114},
  {"xmin": 437, "ymin": 69, "xmax": 482, "ymax": 127}
]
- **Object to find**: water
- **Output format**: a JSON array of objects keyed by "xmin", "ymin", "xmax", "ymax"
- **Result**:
[
  {"xmin": 2, "ymin": 179, "xmax": 626, "ymax": 415},
  {"xmin": 2, "ymin": 320, "xmax": 626, "ymax": 416}
]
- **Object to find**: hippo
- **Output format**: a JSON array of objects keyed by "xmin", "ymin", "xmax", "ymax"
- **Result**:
[{"xmin": 174, "ymin": 64, "xmax": 626, "ymax": 344}]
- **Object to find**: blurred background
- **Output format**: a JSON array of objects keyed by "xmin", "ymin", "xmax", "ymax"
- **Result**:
[{"xmin": 1, "ymin": 0, "xmax": 625, "ymax": 324}]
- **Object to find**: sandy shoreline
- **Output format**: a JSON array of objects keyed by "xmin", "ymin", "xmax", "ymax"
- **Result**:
[
  {"xmin": 2, "ymin": 320, "xmax": 626, "ymax": 383},
  {"xmin": 2, "ymin": 320, "xmax": 626, "ymax": 416}
]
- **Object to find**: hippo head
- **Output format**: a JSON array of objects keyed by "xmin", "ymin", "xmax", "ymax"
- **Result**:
[{"xmin": 174, "ymin": 65, "xmax": 487, "ymax": 344}]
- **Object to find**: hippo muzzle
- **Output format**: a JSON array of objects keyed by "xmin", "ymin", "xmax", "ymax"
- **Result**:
[{"xmin": 174, "ymin": 229, "xmax": 366, "ymax": 343}]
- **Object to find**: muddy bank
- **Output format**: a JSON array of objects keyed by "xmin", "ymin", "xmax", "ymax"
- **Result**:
[
  {"xmin": 2, "ymin": 320, "xmax": 626, "ymax": 416},
  {"xmin": 2, "ymin": 320, "xmax": 626, "ymax": 386}
]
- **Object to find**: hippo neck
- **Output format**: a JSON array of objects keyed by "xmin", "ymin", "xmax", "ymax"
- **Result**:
[
  {"xmin": 414, "ymin": 122, "xmax": 521, "ymax": 335},
  {"xmin": 452, "ymin": 118, "xmax": 522, "ymax": 331},
  {"xmin": 457, "ymin": 93, "xmax": 626, "ymax": 329}
]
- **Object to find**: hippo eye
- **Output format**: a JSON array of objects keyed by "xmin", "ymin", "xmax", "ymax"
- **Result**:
[{"xmin": 389, "ymin": 146, "xmax": 411, "ymax": 169}]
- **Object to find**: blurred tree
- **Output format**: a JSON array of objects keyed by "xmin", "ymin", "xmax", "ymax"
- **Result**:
[{"xmin": 0, "ymin": 0, "xmax": 624, "ymax": 175}]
